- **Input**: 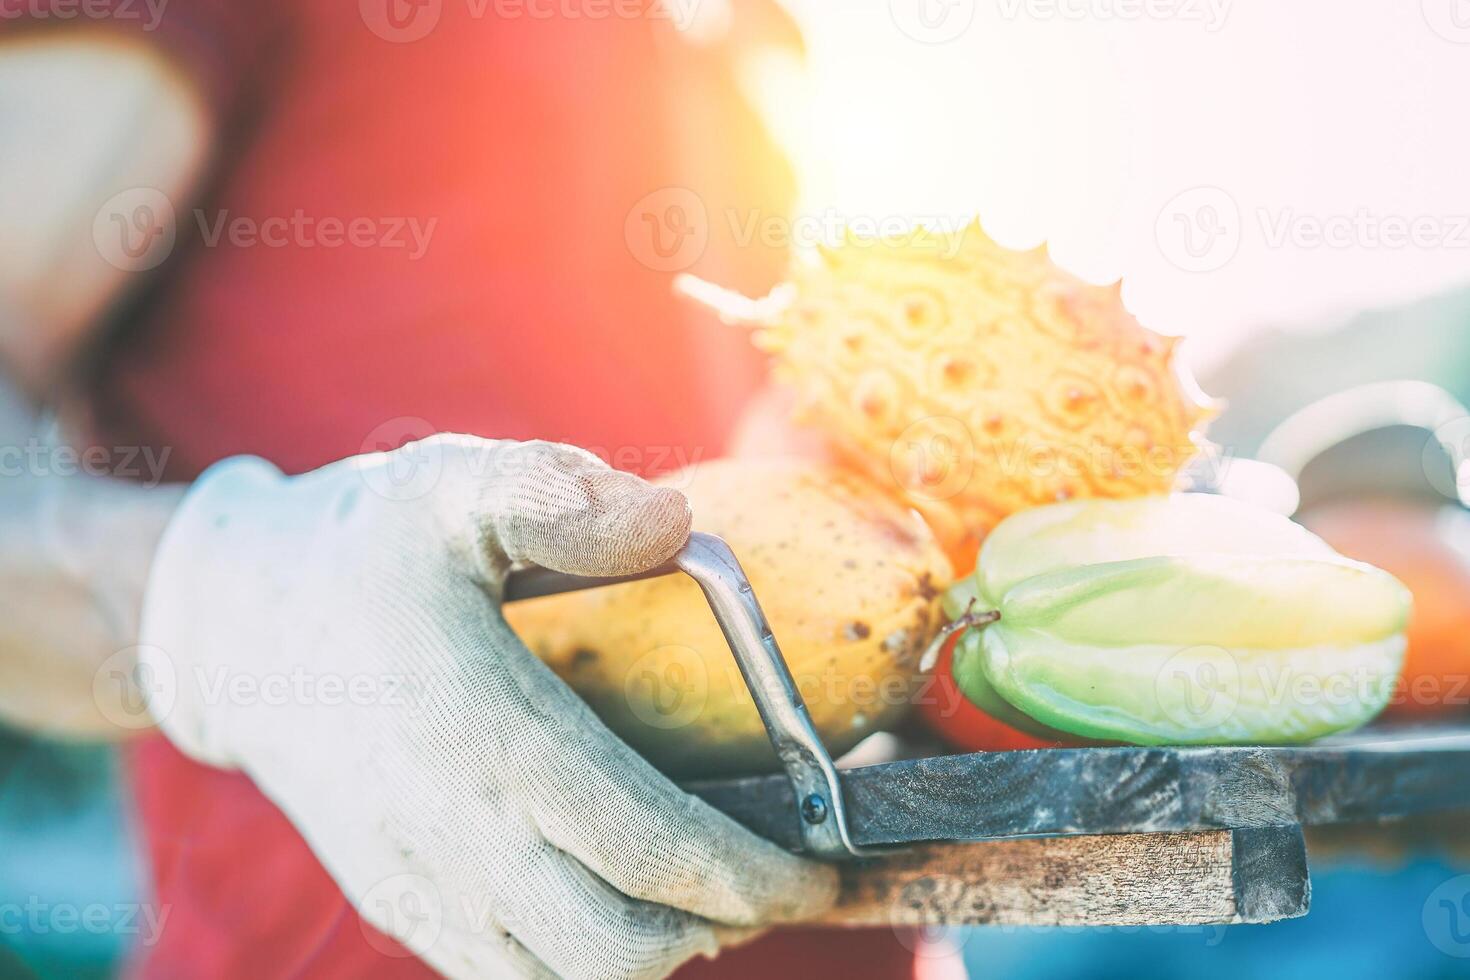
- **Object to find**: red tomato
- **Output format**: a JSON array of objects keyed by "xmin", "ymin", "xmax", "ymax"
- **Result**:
[{"xmin": 915, "ymin": 634, "xmax": 1071, "ymax": 752}]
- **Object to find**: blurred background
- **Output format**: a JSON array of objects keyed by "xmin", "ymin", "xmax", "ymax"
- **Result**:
[
  {"xmin": 5, "ymin": 1, "xmax": 1470, "ymax": 977},
  {"xmin": 779, "ymin": 0, "xmax": 1470, "ymax": 370}
]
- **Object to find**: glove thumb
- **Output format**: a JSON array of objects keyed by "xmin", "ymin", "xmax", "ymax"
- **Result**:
[{"xmin": 463, "ymin": 438, "xmax": 692, "ymax": 582}]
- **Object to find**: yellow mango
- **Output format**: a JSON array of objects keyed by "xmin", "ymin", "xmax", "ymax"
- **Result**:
[{"xmin": 504, "ymin": 458, "xmax": 952, "ymax": 776}]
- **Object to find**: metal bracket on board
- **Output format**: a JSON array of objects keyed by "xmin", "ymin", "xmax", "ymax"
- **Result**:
[{"xmin": 504, "ymin": 531, "xmax": 883, "ymax": 860}]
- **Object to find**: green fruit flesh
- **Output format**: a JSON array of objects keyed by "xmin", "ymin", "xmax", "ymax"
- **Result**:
[
  {"xmin": 1000, "ymin": 554, "xmax": 1410, "ymax": 650},
  {"xmin": 981, "ymin": 624, "xmax": 1406, "ymax": 744},
  {"xmin": 950, "ymin": 629, "xmax": 1074, "ymax": 740},
  {"xmin": 977, "ymin": 493, "xmax": 1334, "ymax": 602}
]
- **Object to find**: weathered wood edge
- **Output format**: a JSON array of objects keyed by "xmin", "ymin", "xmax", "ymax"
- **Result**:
[
  {"xmin": 1230, "ymin": 825, "xmax": 1311, "ymax": 923},
  {"xmin": 810, "ymin": 827, "xmax": 1309, "ymax": 927}
]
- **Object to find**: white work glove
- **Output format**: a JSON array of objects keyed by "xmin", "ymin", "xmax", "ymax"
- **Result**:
[{"xmin": 138, "ymin": 435, "xmax": 837, "ymax": 979}]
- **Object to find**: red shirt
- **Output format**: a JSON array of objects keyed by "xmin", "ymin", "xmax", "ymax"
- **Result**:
[{"xmin": 7, "ymin": 1, "xmax": 916, "ymax": 976}]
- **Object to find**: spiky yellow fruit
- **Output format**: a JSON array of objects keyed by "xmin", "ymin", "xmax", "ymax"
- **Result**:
[{"xmin": 683, "ymin": 222, "xmax": 1216, "ymax": 570}]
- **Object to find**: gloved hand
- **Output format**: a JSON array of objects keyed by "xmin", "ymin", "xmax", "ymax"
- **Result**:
[{"xmin": 139, "ymin": 435, "xmax": 837, "ymax": 979}]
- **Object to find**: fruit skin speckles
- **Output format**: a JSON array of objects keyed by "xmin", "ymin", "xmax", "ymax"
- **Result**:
[
  {"xmin": 504, "ymin": 458, "xmax": 953, "ymax": 776},
  {"xmin": 688, "ymin": 221, "xmax": 1218, "ymax": 573}
]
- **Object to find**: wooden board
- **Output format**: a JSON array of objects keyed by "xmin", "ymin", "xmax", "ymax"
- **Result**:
[
  {"xmin": 685, "ymin": 727, "xmax": 1470, "ymax": 926},
  {"xmin": 816, "ymin": 826, "xmax": 1309, "ymax": 927}
]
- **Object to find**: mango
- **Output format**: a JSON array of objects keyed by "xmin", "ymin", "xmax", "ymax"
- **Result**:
[{"xmin": 504, "ymin": 458, "xmax": 952, "ymax": 775}]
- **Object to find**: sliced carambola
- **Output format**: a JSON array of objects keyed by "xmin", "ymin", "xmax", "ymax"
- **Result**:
[
  {"xmin": 942, "ymin": 493, "xmax": 1412, "ymax": 745},
  {"xmin": 976, "ymin": 492, "xmax": 1334, "ymax": 601},
  {"xmin": 982, "ymin": 554, "xmax": 1409, "ymax": 744}
]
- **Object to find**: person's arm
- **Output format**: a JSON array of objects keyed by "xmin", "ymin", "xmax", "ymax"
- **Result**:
[
  {"xmin": 0, "ymin": 33, "xmax": 209, "ymax": 737},
  {"xmin": 0, "ymin": 34, "xmax": 837, "ymax": 979},
  {"xmin": 0, "ymin": 377, "xmax": 184, "ymax": 737}
]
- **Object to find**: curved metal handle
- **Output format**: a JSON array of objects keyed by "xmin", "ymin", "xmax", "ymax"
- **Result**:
[
  {"xmin": 1256, "ymin": 380, "xmax": 1470, "ymax": 506},
  {"xmin": 504, "ymin": 531, "xmax": 877, "ymax": 860}
]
